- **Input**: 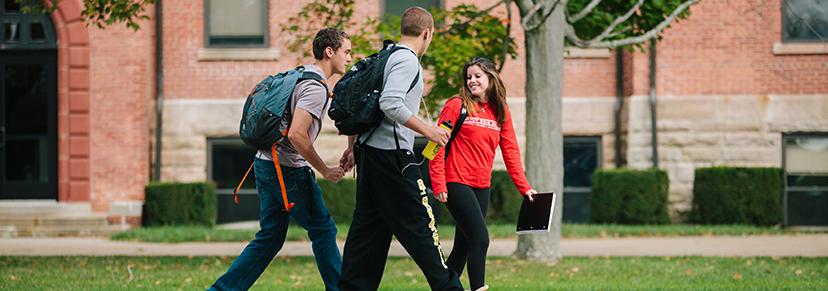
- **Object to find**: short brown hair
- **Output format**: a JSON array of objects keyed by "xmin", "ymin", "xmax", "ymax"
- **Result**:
[
  {"xmin": 312, "ymin": 28, "xmax": 349, "ymax": 60},
  {"xmin": 400, "ymin": 7, "xmax": 434, "ymax": 37}
]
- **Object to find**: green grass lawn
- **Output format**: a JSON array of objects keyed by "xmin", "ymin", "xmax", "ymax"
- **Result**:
[
  {"xmin": 1, "ymin": 256, "xmax": 825, "ymax": 290},
  {"xmin": 111, "ymin": 223, "xmax": 801, "ymax": 243}
]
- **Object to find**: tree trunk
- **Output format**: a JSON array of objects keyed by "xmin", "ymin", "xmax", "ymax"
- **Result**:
[{"xmin": 515, "ymin": 3, "xmax": 565, "ymax": 262}]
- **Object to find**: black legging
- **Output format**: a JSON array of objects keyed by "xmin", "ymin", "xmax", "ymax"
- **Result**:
[{"xmin": 444, "ymin": 182, "xmax": 491, "ymax": 290}]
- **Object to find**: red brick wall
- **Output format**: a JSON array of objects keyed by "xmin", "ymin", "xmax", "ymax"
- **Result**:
[
  {"xmin": 652, "ymin": 0, "xmax": 827, "ymax": 96},
  {"xmin": 162, "ymin": 1, "xmax": 379, "ymax": 100},
  {"xmin": 86, "ymin": 7, "xmax": 155, "ymax": 211}
]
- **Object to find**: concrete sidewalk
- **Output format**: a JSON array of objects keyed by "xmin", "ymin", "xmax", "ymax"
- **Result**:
[{"xmin": 2, "ymin": 235, "xmax": 827, "ymax": 257}]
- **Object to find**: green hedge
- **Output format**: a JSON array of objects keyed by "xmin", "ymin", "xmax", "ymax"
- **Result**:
[
  {"xmin": 318, "ymin": 179, "xmax": 356, "ymax": 224},
  {"xmin": 691, "ymin": 167, "xmax": 783, "ymax": 226},
  {"xmin": 144, "ymin": 182, "xmax": 217, "ymax": 227},
  {"xmin": 315, "ymin": 170, "xmax": 524, "ymax": 225},
  {"xmin": 487, "ymin": 171, "xmax": 524, "ymax": 224},
  {"xmin": 591, "ymin": 169, "xmax": 670, "ymax": 224}
]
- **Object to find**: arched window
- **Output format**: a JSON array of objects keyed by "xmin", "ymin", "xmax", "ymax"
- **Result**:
[{"xmin": 1, "ymin": 0, "xmax": 56, "ymax": 49}]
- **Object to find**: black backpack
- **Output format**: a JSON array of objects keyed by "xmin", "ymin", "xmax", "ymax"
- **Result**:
[
  {"xmin": 328, "ymin": 41, "xmax": 419, "ymax": 135},
  {"xmin": 239, "ymin": 66, "xmax": 327, "ymax": 150}
]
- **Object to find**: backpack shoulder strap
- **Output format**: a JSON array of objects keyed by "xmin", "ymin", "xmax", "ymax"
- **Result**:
[{"xmin": 444, "ymin": 99, "xmax": 467, "ymax": 160}]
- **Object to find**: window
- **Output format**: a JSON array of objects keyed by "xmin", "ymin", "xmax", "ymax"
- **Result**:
[
  {"xmin": 205, "ymin": 0, "xmax": 267, "ymax": 47},
  {"xmin": 783, "ymin": 134, "xmax": 828, "ymax": 226},
  {"xmin": 782, "ymin": 0, "xmax": 828, "ymax": 42},
  {"xmin": 0, "ymin": 0, "xmax": 56, "ymax": 49},
  {"xmin": 383, "ymin": 0, "xmax": 442, "ymax": 18},
  {"xmin": 207, "ymin": 138, "xmax": 260, "ymax": 223},
  {"xmin": 563, "ymin": 136, "xmax": 601, "ymax": 223}
]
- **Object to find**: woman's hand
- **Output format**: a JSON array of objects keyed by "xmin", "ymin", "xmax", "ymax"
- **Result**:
[
  {"xmin": 435, "ymin": 192, "xmax": 448, "ymax": 203},
  {"xmin": 524, "ymin": 189, "xmax": 537, "ymax": 202}
]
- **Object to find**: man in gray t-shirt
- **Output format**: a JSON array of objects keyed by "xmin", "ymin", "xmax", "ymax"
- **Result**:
[
  {"xmin": 256, "ymin": 64, "xmax": 329, "ymax": 168},
  {"xmin": 210, "ymin": 28, "xmax": 352, "ymax": 291}
]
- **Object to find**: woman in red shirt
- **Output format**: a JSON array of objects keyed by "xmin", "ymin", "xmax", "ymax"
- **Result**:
[{"xmin": 430, "ymin": 57, "xmax": 536, "ymax": 291}]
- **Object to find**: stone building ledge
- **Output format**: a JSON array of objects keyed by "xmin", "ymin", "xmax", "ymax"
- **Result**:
[
  {"xmin": 197, "ymin": 48, "xmax": 280, "ymax": 61},
  {"xmin": 773, "ymin": 42, "xmax": 828, "ymax": 55},
  {"xmin": 564, "ymin": 47, "xmax": 612, "ymax": 58}
]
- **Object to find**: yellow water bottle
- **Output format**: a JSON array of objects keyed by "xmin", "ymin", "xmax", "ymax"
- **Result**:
[{"xmin": 422, "ymin": 121, "xmax": 453, "ymax": 160}]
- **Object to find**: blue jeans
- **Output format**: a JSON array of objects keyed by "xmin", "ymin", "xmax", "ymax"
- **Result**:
[{"xmin": 210, "ymin": 159, "xmax": 341, "ymax": 291}]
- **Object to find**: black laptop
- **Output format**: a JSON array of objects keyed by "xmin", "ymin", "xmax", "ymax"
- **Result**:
[{"xmin": 516, "ymin": 192, "xmax": 556, "ymax": 234}]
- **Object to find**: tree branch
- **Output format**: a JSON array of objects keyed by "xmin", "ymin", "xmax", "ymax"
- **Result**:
[
  {"xmin": 588, "ymin": 0, "xmax": 644, "ymax": 42},
  {"xmin": 453, "ymin": 0, "xmax": 510, "ymax": 28},
  {"xmin": 514, "ymin": 0, "xmax": 536, "ymax": 15},
  {"xmin": 567, "ymin": 0, "xmax": 601, "ymax": 23},
  {"xmin": 566, "ymin": 0, "xmax": 698, "ymax": 48},
  {"xmin": 521, "ymin": 0, "xmax": 563, "ymax": 32}
]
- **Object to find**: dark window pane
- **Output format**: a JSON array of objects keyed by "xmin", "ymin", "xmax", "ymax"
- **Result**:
[
  {"xmin": 210, "ymin": 141, "xmax": 257, "ymax": 190},
  {"xmin": 563, "ymin": 139, "xmax": 599, "ymax": 188},
  {"xmin": 4, "ymin": 138, "xmax": 47, "ymax": 182},
  {"xmin": 30, "ymin": 21, "xmax": 45, "ymax": 41},
  {"xmin": 563, "ymin": 189, "xmax": 590, "ymax": 223},
  {"xmin": 4, "ymin": 0, "xmax": 20, "ymax": 13},
  {"xmin": 207, "ymin": 0, "xmax": 265, "ymax": 46},
  {"xmin": 4, "ymin": 21, "xmax": 19, "ymax": 42},
  {"xmin": 782, "ymin": 0, "xmax": 828, "ymax": 42},
  {"xmin": 383, "ymin": 0, "xmax": 441, "ymax": 17},
  {"xmin": 788, "ymin": 174, "xmax": 828, "ymax": 187},
  {"xmin": 217, "ymin": 194, "xmax": 260, "ymax": 223},
  {"xmin": 787, "ymin": 189, "xmax": 828, "ymax": 226},
  {"xmin": 4, "ymin": 65, "xmax": 47, "ymax": 134},
  {"xmin": 209, "ymin": 36, "xmax": 265, "ymax": 46}
]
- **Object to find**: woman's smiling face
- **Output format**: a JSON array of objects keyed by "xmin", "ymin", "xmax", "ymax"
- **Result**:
[{"xmin": 466, "ymin": 65, "xmax": 490, "ymax": 99}]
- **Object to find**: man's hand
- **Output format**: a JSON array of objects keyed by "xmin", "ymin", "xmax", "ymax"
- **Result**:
[
  {"xmin": 340, "ymin": 148, "xmax": 355, "ymax": 172},
  {"xmin": 323, "ymin": 167, "xmax": 345, "ymax": 183},
  {"xmin": 425, "ymin": 125, "xmax": 450, "ymax": 146}
]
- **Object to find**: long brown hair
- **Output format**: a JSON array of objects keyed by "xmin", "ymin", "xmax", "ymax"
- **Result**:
[{"xmin": 458, "ymin": 57, "xmax": 507, "ymax": 126}]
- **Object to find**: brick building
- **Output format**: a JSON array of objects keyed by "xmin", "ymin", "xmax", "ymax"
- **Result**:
[{"xmin": 0, "ymin": 0, "xmax": 825, "ymax": 231}]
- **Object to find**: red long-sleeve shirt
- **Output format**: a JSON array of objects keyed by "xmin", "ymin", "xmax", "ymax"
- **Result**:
[{"xmin": 429, "ymin": 97, "xmax": 532, "ymax": 195}]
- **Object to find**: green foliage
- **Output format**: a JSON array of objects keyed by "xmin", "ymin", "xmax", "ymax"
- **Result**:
[
  {"xmin": 488, "ymin": 170, "xmax": 525, "ymax": 224},
  {"xmin": 422, "ymin": 5, "xmax": 517, "ymax": 111},
  {"xmin": 591, "ymin": 168, "xmax": 671, "ymax": 224},
  {"xmin": 565, "ymin": 0, "xmax": 693, "ymax": 50},
  {"xmin": 19, "ymin": 0, "xmax": 155, "ymax": 30},
  {"xmin": 317, "ymin": 178, "xmax": 357, "ymax": 224},
  {"xmin": 143, "ymin": 182, "xmax": 217, "ymax": 227},
  {"xmin": 691, "ymin": 167, "xmax": 784, "ymax": 226},
  {"xmin": 281, "ymin": 0, "xmax": 516, "ymax": 115}
]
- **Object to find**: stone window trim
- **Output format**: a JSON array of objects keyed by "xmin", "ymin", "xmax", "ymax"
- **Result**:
[
  {"xmin": 564, "ymin": 47, "xmax": 612, "ymax": 59},
  {"xmin": 773, "ymin": 42, "xmax": 828, "ymax": 55},
  {"xmin": 196, "ymin": 47, "xmax": 280, "ymax": 61}
]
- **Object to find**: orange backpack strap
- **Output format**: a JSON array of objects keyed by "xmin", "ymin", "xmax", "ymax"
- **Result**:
[
  {"xmin": 271, "ymin": 144, "xmax": 295, "ymax": 212},
  {"xmin": 233, "ymin": 161, "xmax": 255, "ymax": 205}
]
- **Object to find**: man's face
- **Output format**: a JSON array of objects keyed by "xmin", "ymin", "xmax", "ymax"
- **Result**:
[{"xmin": 330, "ymin": 38, "xmax": 352, "ymax": 75}]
